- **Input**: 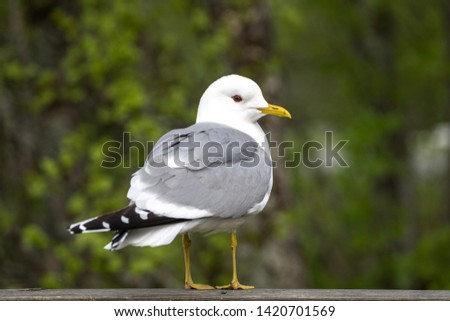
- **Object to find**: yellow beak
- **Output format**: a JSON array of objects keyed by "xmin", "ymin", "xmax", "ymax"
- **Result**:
[{"xmin": 258, "ymin": 104, "xmax": 292, "ymax": 119}]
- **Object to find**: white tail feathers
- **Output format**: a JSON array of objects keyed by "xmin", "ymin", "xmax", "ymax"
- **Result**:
[{"xmin": 104, "ymin": 222, "xmax": 191, "ymax": 250}]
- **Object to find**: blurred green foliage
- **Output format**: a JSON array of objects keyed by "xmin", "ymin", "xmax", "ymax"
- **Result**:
[{"xmin": 0, "ymin": 0, "xmax": 449, "ymax": 289}]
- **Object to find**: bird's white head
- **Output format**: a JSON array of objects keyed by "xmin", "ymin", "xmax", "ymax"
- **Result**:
[{"xmin": 196, "ymin": 74, "xmax": 291, "ymax": 126}]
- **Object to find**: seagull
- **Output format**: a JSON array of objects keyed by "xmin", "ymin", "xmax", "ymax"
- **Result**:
[{"xmin": 68, "ymin": 74, "xmax": 291, "ymax": 290}]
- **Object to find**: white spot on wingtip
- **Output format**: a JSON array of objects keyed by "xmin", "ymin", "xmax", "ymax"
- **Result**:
[
  {"xmin": 102, "ymin": 222, "xmax": 110, "ymax": 229},
  {"xmin": 135, "ymin": 207, "xmax": 149, "ymax": 220},
  {"xmin": 121, "ymin": 216, "xmax": 130, "ymax": 224}
]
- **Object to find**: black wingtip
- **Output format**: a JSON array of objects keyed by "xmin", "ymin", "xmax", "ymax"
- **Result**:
[
  {"xmin": 67, "ymin": 224, "xmax": 81, "ymax": 234},
  {"xmin": 67, "ymin": 204, "xmax": 192, "ymax": 235}
]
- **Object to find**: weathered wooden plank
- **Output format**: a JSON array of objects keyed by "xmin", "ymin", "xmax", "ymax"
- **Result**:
[{"xmin": 0, "ymin": 289, "xmax": 449, "ymax": 301}]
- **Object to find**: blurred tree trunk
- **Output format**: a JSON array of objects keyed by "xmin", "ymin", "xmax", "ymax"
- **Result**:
[
  {"xmin": 349, "ymin": 2, "xmax": 409, "ymax": 287},
  {"xmin": 7, "ymin": 0, "xmax": 29, "ymax": 60},
  {"xmin": 4, "ymin": 0, "xmax": 33, "ymax": 216},
  {"xmin": 358, "ymin": 4, "xmax": 406, "ymax": 215},
  {"xmin": 443, "ymin": 0, "xmax": 450, "ymax": 221}
]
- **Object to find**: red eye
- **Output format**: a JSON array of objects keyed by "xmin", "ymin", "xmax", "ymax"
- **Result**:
[{"xmin": 232, "ymin": 95, "xmax": 243, "ymax": 103}]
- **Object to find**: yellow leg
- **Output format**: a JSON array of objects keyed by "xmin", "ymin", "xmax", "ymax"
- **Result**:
[
  {"xmin": 216, "ymin": 232, "xmax": 255, "ymax": 290},
  {"xmin": 182, "ymin": 233, "xmax": 214, "ymax": 290}
]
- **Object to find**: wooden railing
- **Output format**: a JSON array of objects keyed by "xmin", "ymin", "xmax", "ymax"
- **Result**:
[{"xmin": 0, "ymin": 289, "xmax": 449, "ymax": 301}]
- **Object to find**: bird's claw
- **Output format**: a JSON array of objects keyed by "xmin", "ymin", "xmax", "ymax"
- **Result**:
[
  {"xmin": 216, "ymin": 281, "xmax": 255, "ymax": 290},
  {"xmin": 185, "ymin": 282, "xmax": 215, "ymax": 290}
]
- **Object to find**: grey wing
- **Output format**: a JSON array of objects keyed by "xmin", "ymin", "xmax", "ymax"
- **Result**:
[{"xmin": 127, "ymin": 123, "xmax": 272, "ymax": 220}]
